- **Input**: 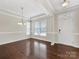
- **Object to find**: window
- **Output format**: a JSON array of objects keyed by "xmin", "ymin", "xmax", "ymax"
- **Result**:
[
  {"xmin": 26, "ymin": 21, "xmax": 30, "ymax": 35},
  {"xmin": 34, "ymin": 22, "xmax": 41, "ymax": 35},
  {"xmin": 34, "ymin": 20, "xmax": 47, "ymax": 36},
  {"xmin": 40, "ymin": 21, "xmax": 46, "ymax": 36}
]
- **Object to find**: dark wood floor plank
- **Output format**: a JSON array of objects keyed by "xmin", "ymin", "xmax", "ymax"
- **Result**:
[{"xmin": 0, "ymin": 38, "xmax": 78, "ymax": 59}]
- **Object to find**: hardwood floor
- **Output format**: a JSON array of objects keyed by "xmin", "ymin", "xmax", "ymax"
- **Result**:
[{"xmin": 0, "ymin": 38, "xmax": 78, "ymax": 59}]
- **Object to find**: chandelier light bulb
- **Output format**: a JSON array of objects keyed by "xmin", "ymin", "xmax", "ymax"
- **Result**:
[
  {"xmin": 62, "ymin": 0, "xmax": 69, "ymax": 7},
  {"xmin": 18, "ymin": 22, "xmax": 23, "ymax": 25},
  {"xmin": 62, "ymin": 2, "xmax": 68, "ymax": 7}
]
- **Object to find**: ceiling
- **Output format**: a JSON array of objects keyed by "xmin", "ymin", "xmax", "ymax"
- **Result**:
[
  {"xmin": 48, "ymin": 0, "xmax": 79, "ymax": 14},
  {"xmin": 0, "ymin": 0, "xmax": 79, "ymax": 18},
  {"xmin": 0, "ymin": 0, "xmax": 47, "ymax": 18}
]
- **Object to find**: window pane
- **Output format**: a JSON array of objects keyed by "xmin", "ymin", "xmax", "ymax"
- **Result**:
[
  {"xmin": 34, "ymin": 20, "xmax": 47, "ymax": 36},
  {"xmin": 26, "ymin": 22, "xmax": 30, "ymax": 35},
  {"xmin": 40, "ymin": 21, "xmax": 47, "ymax": 36},
  {"xmin": 34, "ymin": 22, "xmax": 40, "ymax": 35}
]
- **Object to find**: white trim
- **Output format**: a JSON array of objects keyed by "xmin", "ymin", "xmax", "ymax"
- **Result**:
[
  {"xmin": 0, "ymin": 8, "xmax": 47, "ymax": 20},
  {"xmin": 0, "ymin": 38, "xmax": 29, "ymax": 45},
  {"xmin": 47, "ymin": 32, "xmax": 79, "ymax": 35},
  {"xmin": 0, "ymin": 31, "xmax": 26, "ymax": 34},
  {"xmin": 56, "ymin": 4, "xmax": 79, "ymax": 15},
  {"xmin": 0, "ymin": 8, "xmax": 21, "ymax": 18}
]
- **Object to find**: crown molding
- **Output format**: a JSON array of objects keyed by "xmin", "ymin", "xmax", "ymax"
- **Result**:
[
  {"xmin": 0, "ymin": 8, "xmax": 48, "ymax": 21},
  {"xmin": 56, "ymin": 4, "xmax": 79, "ymax": 15},
  {"xmin": 0, "ymin": 8, "xmax": 20, "ymax": 18},
  {"xmin": 36, "ymin": 0, "xmax": 55, "ymax": 16},
  {"xmin": 1, "ymin": 3, "xmax": 79, "ymax": 17},
  {"xmin": 0, "ymin": 8, "xmax": 30, "ymax": 20}
]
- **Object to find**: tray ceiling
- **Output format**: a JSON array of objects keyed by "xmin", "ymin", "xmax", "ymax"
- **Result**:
[{"xmin": 0, "ymin": 0, "xmax": 79, "ymax": 17}]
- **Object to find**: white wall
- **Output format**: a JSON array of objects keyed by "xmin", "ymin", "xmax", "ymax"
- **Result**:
[
  {"xmin": 0, "ymin": 12, "xmax": 56, "ymax": 45},
  {"xmin": 0, "ymin": 13, "xmax": 29, "ymax": 45},
  {"xmin": 56, "ymin": 8, "xmax": 79, "ymax": 47},
  {"xmin": 47, "ymin": 15, "xmax": 58, "ymax": 44},
  {"xmin": 28, "ymin": 8, "xmax": 79, "ymax": 47},
  {"xmin": 2, "ymin": 8, "xmax": 79, "ymax": 48}
]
